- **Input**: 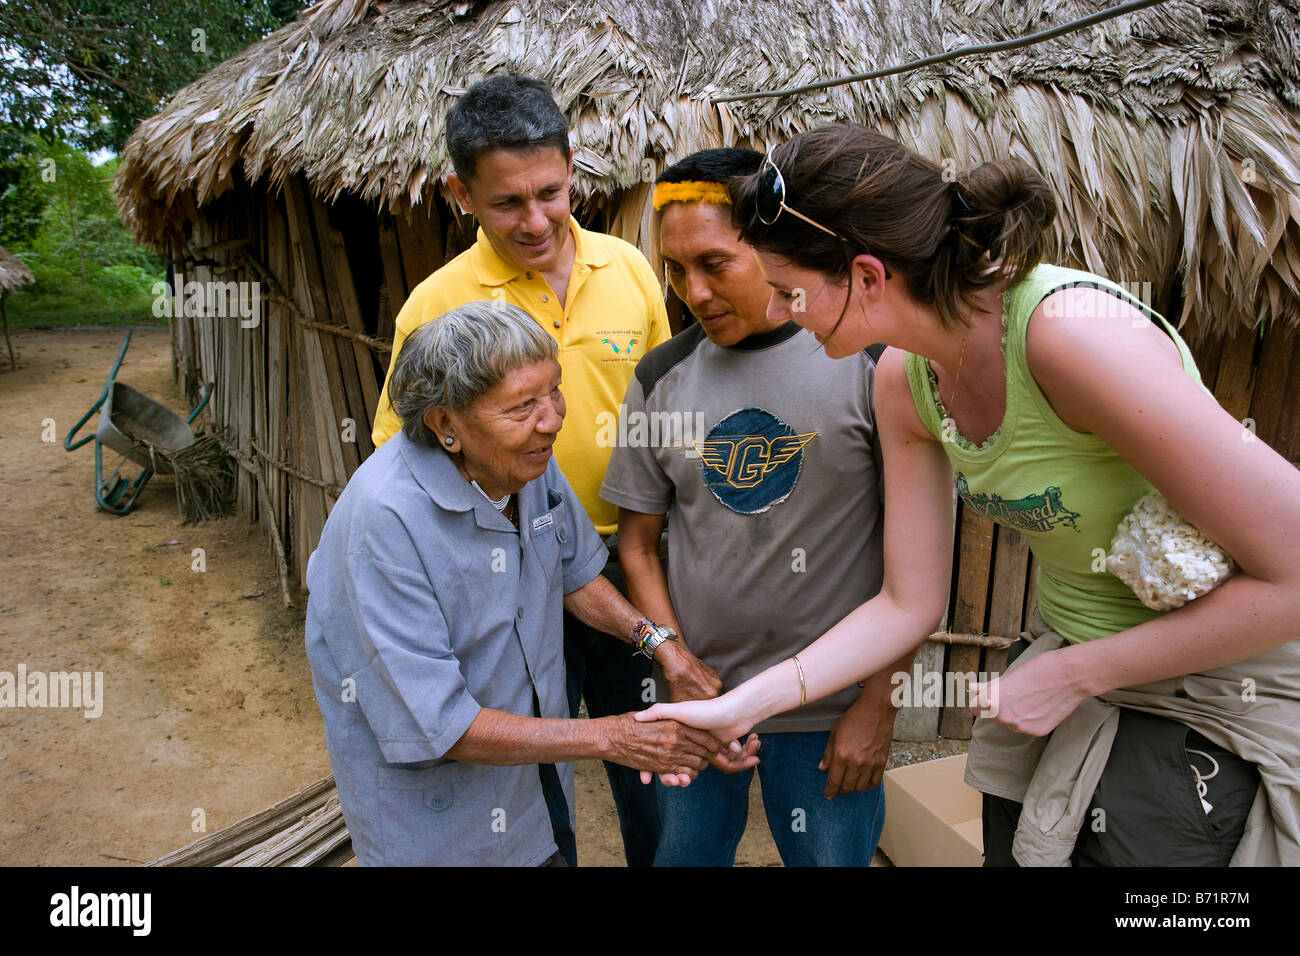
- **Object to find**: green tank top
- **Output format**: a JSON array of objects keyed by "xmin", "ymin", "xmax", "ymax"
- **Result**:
[{"xmin": 905, "ymin": 264, "xmax": 1207, "ymax": 643}]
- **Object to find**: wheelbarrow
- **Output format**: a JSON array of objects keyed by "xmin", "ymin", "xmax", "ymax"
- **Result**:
[{"xmin": 64, "ymin": 330, "xmax": 215, "ymax": 515}]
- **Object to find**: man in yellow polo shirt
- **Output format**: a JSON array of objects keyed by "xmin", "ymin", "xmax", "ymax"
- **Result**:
[{"xmin": 371, "ymin": 75, "xmax": 671, "ymax": 866}]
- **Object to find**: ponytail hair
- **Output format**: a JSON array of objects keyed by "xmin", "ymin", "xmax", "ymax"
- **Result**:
[{"xmin": 731, "ymin": 124, "xmax": 1057, "ymax": 329}]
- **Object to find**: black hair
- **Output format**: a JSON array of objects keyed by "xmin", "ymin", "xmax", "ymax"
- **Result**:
[
  {"xmin": 657, "ymin": 147, "xmax": 763, "ymax": 185},
  {"xmin": 446, "ymin": 75, "xmax": 571, "ymax": 182}
]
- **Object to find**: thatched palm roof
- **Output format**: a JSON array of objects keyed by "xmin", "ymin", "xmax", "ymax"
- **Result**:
[
  {"xmin": 116, "ymin": 0, "xmax": 1300, "ymax": 337},
  {"xmin": 0, "ymin": 246, "xmax": 35, "ymax": 294}
]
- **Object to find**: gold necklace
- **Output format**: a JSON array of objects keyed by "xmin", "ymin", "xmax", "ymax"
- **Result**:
[{"xmin": 944, "ymin": 328, "xmax": 970, "ymax": 414}]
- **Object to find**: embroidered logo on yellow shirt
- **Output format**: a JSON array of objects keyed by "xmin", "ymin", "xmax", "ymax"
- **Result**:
[
  {"xmin": 594, "ymin": 328, "xmax": 643, "ymax": 362},
  {"xmin": 601, "ymin": 337, "xmax": 638, "ymax": 355}
]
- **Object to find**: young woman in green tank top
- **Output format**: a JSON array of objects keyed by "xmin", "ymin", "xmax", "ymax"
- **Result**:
[{"xmin": 637, "ymin": 123, "xmax": 1300, "ymax": 865}]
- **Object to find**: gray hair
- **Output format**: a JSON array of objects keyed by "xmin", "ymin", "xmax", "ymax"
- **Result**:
[{"xmin": 389, "ymin": 301, "xmax": 558, "ymax": 448}]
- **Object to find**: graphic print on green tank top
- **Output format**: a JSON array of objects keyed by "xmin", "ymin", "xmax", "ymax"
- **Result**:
[{"xmin": 954, "ymin": 473, "xmax": 1080, "ymax": 533}]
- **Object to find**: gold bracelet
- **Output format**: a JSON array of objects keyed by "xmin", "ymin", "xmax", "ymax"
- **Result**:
[{"xmin": 792, "ymin": 655, "xmax": 806, "ymax": 707}]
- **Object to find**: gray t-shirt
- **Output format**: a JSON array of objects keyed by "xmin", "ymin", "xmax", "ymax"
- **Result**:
[{"xmin": 600, "ymin": 322, "xmax": 885, "ymax": 733}]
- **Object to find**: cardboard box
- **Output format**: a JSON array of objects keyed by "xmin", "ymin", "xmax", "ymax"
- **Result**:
[{"xmin": 879, "ymin": 753, "xmax": 984, "ymax": 867}]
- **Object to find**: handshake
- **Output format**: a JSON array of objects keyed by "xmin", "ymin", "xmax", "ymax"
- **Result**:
[
  {"xmin": 602, "ymin": 638, "xmax": 762, "ymax": 785},
  {"xmin": 600, "ymin": 641, "xmax": 761, "ymax": 784},
  {"xmin": 597, "ymin": 711, "xmax": 761, "ymax": 786}
]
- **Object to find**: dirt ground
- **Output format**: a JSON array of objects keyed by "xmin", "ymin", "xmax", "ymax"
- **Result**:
[{"xmin": 0, "ymin": 327, "xmax": 961, "ymax": 867}]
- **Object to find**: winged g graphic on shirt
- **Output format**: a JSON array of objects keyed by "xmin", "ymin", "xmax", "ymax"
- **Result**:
[{"xmin": 694, "ymin": 407, "xmax": 817, "ymax": 514}]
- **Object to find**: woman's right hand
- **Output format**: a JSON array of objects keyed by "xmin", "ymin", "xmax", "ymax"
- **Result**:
[
  {"xmin": 633, "ymin": 692, "xmax": 756, "ymax": 778},
  {"xmin": 598, "ymin": 712, "xmax": 723, "ymax": 781}
]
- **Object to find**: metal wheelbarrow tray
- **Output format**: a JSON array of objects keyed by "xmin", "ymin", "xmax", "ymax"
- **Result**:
[
  {"xmin": 97, "ymin": 381, "xmax": 197, "ymax": 475},
  {"xmin": 64, "ymin": 329, "xmax": 214, "ymax": 515}
]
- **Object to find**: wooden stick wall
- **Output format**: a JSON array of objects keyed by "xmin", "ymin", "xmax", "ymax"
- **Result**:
[
  {"xmin": 171, "ymin": 174, "xmax": 1300, "ymax": 739},
  {"xmin": 1190, "ymin": 322, "xmax": 1300, "ymax": 464}
]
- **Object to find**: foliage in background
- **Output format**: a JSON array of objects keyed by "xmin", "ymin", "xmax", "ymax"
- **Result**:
[
  {"xmin": 2, "ymin": 136, "xmax": 166, "ymax": 327},
  {"xmin": 0, "ymin": 0, "xmax": 306, "ymax": 153},
  {"xmin": 0, "ymin": 0, "xmax": 306, "ymax": 326},
  {"xmin": 0, "ymin": 125, "xmax": 47, "ymax": 246}
]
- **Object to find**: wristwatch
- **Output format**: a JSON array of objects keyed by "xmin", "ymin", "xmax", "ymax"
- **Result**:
[{"xmin": 629, "ymin": 618, "xmax": 679, "ymax": 660}]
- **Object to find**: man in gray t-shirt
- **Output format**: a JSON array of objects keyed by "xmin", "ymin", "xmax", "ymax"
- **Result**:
[{"xmin": 600, "ymin": 148, "xmax": 914, "ymax": 866}]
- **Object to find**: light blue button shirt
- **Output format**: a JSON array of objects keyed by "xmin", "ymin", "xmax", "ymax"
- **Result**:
[{"xmin": 305, "ymin": 430, "xmax": 607, "ymax": 866}]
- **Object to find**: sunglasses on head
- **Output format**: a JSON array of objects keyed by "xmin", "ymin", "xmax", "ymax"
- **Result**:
[{"xmin": 756, "ymin": 147, "xmax": 890, "ymax": 278}]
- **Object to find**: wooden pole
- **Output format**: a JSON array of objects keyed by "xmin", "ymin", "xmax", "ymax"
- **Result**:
[
  {"xmin": 147, "ymin": 775, "xmax": 341, "ymax": 866},
  {"xmin": 940, "ymin": 504, "xmax": 995, "ymax": 739},
  {"xmin": 925, "ymin": 631, "xmax": 1014, "ymax": 649},
  {"xmin": 2, "ymin": 290, "xmax": 13, "ymax": 369},
  {"xmin": 226, "ymin": 442, "xmax": 293, "ymax": 607}
]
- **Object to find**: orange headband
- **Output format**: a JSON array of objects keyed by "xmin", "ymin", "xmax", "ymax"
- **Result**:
[{"xmin": 652, "ymin": 180, "xmax": 731, "ymax": 211}]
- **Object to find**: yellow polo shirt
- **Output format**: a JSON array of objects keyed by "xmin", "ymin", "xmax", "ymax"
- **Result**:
[{"xmin": 372, "ymin": 217, "xmax": 671, "ymax": 536}]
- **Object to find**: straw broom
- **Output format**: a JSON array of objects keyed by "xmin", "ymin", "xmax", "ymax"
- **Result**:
[
  {"xmin": 168, "ymin": 430, "xmax": 236, "ymax": 524},
  {"xmin": 137, "ymin": 428, "xmax": 236, "ymax": 524}
]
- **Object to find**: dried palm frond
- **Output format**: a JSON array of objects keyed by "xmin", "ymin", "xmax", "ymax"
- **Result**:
[
  {"xmin": 116, "ymin": 0, "xmax": 1300, "ymax": 338},
  {"xmin": 159, "ymin": 430, "xmax": 236, "ymax": 524},
  {"xmin": 0, "ymin": 245, "xmax": 32, "ymax": 369},
  {"xmin": 0, "ymin": 245, "xmax": 34, "ymax": 294}
]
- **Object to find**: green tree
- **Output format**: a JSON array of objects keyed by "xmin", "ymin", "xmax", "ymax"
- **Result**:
[
  {"xmin": 34, "ymin": 141, "xmax": 102, "ymax": 283},
  {"xmin": 6, "ymin": 138, "xmax": 166, "ymax": 326},
  {"xmin": 0, "ymin": 0, "xmax": 306, "ymax": 152},
  {"xmin": 0, "ymin": 125, "xmax": 48, "ymax": 246}
]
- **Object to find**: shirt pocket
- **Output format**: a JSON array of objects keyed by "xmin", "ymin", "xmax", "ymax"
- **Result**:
[
  {"xmin": 377, "ymin": 762, "xmax": 453, "ymax": 809},
  {"xmin": 526, "ymin": 492, "xmax": 568, "ymax": 584},
  {"xmin": 374, "ymin": 762, "xmax": 498, "ymax": 865}
]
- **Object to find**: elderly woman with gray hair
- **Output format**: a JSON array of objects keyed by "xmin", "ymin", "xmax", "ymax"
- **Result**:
[{"xmin": 305, "ymin": 301, "xmax": 726, "ymax": 867}]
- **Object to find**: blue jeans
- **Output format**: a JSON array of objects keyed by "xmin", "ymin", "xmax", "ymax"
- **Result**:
[{"xmin": 654, "ymin": 730, "xmax": 885, "ymax": 867}]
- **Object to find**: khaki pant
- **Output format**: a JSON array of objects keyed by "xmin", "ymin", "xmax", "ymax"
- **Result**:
[{"xmin": 966, "ymin": 610, "xmax": 1290, "ymax": 866}]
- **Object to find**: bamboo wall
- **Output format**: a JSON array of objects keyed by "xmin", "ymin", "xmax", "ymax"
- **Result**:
[
  {"xmin": 172, "ymin": 173, "xmax": 1300, "ymax": 741},
  {"xmin": 1189, "ymin": 323, "xmax": 1300, "ymax": 464},
  {"xmin": 170, "ymin": 172, "xmax": 468, "ymax": 596}
]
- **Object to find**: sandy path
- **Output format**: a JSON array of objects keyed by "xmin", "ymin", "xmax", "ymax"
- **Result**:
[{"xmin": 1, "ymin": 327, "xmax": 334, "ymax": 864}]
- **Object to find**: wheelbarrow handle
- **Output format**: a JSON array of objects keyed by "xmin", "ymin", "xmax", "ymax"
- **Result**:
[
  {"xmin": 65, "ymin": 330, "xmax": 133, "ymax": 451},
  {"xmin": 108, "ymin": 328, "xmax": 133, "ymax": 379},
  {"xmin": 64, "ymin": 387, "xmax": 107, "ymax": 451},
  {"xmin": 187, "ymin": 381, "xmax": 215, "ymax": 425}
]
